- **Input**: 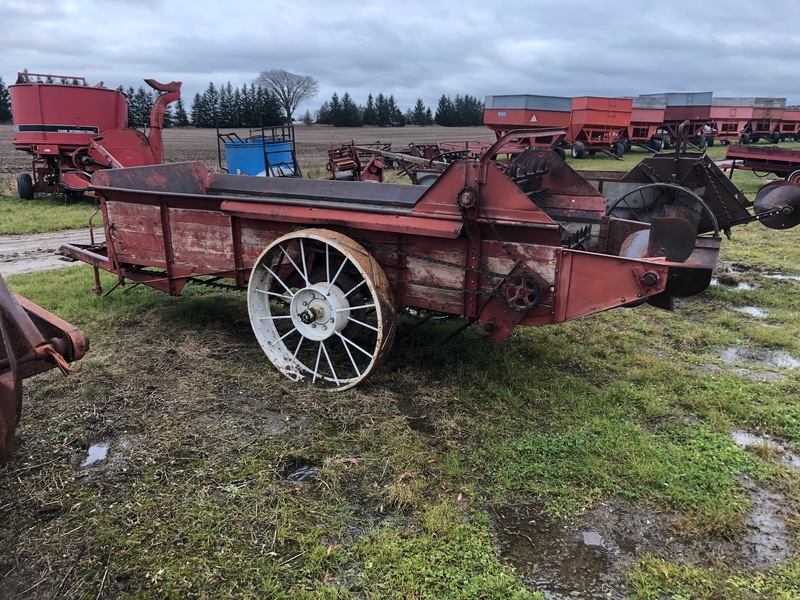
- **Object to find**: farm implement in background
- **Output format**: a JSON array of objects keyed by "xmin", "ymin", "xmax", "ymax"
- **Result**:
[
  {"xmin": 217, "ymin": 125, "xmax": 301, "ymax": 177},
  {"xmin": 10, "ymin": 73, "xmax": 181, "ymax": 198},
  {"xmin": 484, "ymin": 95, "xmax": 632, "ymax": 159},
  {"xmin": 326, "ymin": 142, "xmax": 387, "ymax": 182},
  {"xmin": 348, "ymin": 131, "xmax": 565, "ymax": 185},
  {"xmin": 0, "ymin": 274, "xmax": 89, "ymax": 463},
  {"xmin": 724, "ymin": 144, "xmax": 800, "ymax": 186},
  {"xmin": 59, "ymin": 127, "xmax": 800, "ymax": 390}
]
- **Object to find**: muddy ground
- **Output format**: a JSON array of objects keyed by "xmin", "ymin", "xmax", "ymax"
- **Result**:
[{"xmin": 1, "ymin": 124, "xmax": 799, "ymax": 597}]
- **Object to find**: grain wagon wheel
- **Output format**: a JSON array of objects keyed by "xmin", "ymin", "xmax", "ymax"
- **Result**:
[
  {"xmin": 605, "ymin": 182, "xmax": 720, "ymax": 236},
  {"xmin": 247, "ymin": 229, "xmax": 396, "ymax": 390},
  {"xmin": 786, "ymin": 169, "xmax": 800, "ymax": 185}
]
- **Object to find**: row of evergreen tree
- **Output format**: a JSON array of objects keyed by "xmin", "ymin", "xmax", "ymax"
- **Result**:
[
  {"xmin": 0, "ymin": 76, "xmax": 487, "ymax": 128},
  {"xmin": 0, "ymin": 78, "xmax": 11, "ymax": 123},
  {"xmin": 315, "ymin": 92, "xmax": 484, "ymax": 128}
]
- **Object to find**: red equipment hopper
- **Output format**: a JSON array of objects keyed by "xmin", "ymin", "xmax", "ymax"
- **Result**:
[{"xmin": 10, "ymin": 74, "xmax": 127, "ymax": 153}]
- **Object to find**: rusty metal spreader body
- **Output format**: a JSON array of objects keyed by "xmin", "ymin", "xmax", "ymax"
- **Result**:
[
  {"xmin": 61, "ymin": 130, "xmax": 799, "ymax": 389},
  {"xmin": 10, "ymin": 73, "xmax": 180, "ymax": 197},
  {"xmin": 0, "ymin": 275, "xmax": 88, "ymax": 463}
]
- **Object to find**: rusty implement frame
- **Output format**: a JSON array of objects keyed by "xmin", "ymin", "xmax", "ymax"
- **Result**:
[{"xmin": 0, "ymin": 275, "xmax": 88, "ymax": 463}]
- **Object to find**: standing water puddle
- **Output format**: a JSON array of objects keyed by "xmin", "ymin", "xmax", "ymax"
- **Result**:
[
  {"xmin": 732, "ymin": 430, "xmax": 800, "ymax": 469},
  {"xmin": 719, "ymin": 347, "xmax": 800, "ymax": 370},
  {"xmin": 710, "ymin": 278, "xmax": 754, "ymax": 291},
  {"xmin": 492, "ymin": 506, "xmax": 622, "ymax": 598},
  {"xmin": 734, "ymin": 306, "xmax": 768, "ymax": 319},
  {"xmin": 735, "ymin": 476, "xmax": 792, "ymax": 569},
  {"xmin": 81, "ymin": 441, "xmax": 111, "ymax": 467},
  {"xmin": 765, "ymin": 272, "xmax": 800, "ymax": 282}
]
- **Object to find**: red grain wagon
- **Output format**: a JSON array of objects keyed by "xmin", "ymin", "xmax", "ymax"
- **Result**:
[
  {"xmin": 742, "ymin": 97, "xmax": 785, "ymax": 144},
  {"xmin": 640, "ymin": 92, "xmax": 714, "ymax": 149},
  {"xmin": 779, "ymin": 106, "xmax": 800, "ymax": 141},
  {"xmin": 569, "ymin": 96, "xmax": 632, "ymax": 158},
  {"xmin": 628, "ymin": 96, "xmax": 667, "ymax": 151}
]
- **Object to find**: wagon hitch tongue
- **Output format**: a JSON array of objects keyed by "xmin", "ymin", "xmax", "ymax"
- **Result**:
[{"xmin": 0, "ymin": 274, "xmax": 89, "ymax": 464}]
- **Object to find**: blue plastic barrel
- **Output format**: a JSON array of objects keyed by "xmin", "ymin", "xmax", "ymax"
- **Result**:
[{"xmin": 224, "ymin": 138, "xmax": 295, "ymax": 176}]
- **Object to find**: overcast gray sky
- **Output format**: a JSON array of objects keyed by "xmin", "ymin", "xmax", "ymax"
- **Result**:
[{"xmin": 3, "ymin": 0, "xmax": 800, "ymax": 116}]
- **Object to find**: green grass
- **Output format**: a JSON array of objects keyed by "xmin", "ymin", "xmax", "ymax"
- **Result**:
[
  {"xmin": 0, "ymin": 195, "xmax": 97, "ymax": 234},
  {"xmin": 2, "ymin": 147, "xmax": 800, "ymax": 598}
]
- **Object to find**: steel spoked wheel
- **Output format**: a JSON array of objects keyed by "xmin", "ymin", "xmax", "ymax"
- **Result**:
[
  {"xmin": 605, "ymin": 182, "xmax": 720, "ymax": 236},
  {"xmin": 248, "ymin": 229, "xmax": 396, "ymax": 390}
]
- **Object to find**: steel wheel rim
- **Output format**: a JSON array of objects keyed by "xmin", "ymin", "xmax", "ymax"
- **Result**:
[{"xmin": 248, "ymin": 229, "xmax": 395, "ymax": 390}]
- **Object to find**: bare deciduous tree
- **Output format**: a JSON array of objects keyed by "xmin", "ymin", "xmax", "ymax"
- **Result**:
[{"xmin": 255, "ymin": 69, "xmax": 319, "ymax": 122}]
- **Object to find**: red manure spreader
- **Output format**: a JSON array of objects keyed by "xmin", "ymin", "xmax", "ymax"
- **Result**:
[
  {"xmin": 59, "ymin": 128, "xmax": 800, "ymax": 390},
  {"xmin": 10, "ymin": 73, "xmax": 180, "ymax": 198}
]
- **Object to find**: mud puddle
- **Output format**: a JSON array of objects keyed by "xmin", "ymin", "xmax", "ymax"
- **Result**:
[
  {"xmin": 736, "ymin": 475, "xmax": 793, "ymax": 569},
  {"xmin": 492, "ymin": 505, "xmax": 623, "ymax": 599},
  {"xmin": 733, "ymin": 306, "xmax": 768, "ymax": 319},
  {"xmin": 711, "ymin": 277, "xmax": 754, "ymax": 291},
  {"xmin": 396, "ymin": 396, "xmax": 437, "ymax": 439},
  {"xmin": 765, "ymin": 272, "xmax": 800, "ymax": 282},
  {"xmin": 493, "ymin": 492, "xmax": 794, "ymax": 597},
  {"xmin": 81, "ymin": 440, "xmax": 111, "ymax": 467},
  {"xmin": 719, "ymin": 346, "xmax": 800, "ymax": 370},
  {"xmin": 732, "ymin": 430, "xmax": 800, "ymax": 469}
]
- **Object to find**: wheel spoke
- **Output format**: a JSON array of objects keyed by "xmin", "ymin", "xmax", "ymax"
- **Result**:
[
  {"xmin": 292, "ymin": 336, "xmax": 304, "ymax": 361},
  {"xmin": 259, "ymin": 315, "xmax": 293, "ymax": 320},
  {"xmin": 335, "ymin": 303, "xmax": 376, "ymax": 312},
  {"xmin": 320, "ymin": 341, "xmax": 339, "ymax": 386},
  {"xmin": 326, "ymin": 258, "xmax": 350, "ymax": 294},
  {"xmin": 336, "ymin": 331, "xmax": 373, "ymax": 358},
  {"xmin": 339, "ymin": 334, "xmax": 361, "ymax": 377},
  {"xmin": 280, "ymin": 244, "xmax": 310, "ymax": 287},
  {"xmin": 263, "ymin": 264, "xmax": 295, "ymax": 297},
  {"xmin": 312, "ymin": 342, "xmax": 323, "ymax": 384},
  {"xmin": 325, "ymin": 243, "xmax": 331, "ymax": 283},
  {"xmin": 344, "ymin": 279, "xmax": 367, "ymax": 298},
  {"xmin": 278, "ymin": 327, "xmax": 298, "ymax": 342},
  {"xmin": 348, "ymin": 316, "xmax": 379, "ymax": 332},
  {"xmin": 299, "ymin": 239, "xmax": 310, "ymax": 284},
  {"xmin": 256, "ymin": 288, "xmax": 292, "ymax": 300}
]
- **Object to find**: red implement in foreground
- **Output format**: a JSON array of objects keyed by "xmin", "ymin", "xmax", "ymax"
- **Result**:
[
  {"xmin": 61, "ymin": 130, "xmax": 800, "ymax": 390},
  {"xmin": 0, "ymin": 275, "xmax": 89, "ymax": 463}
]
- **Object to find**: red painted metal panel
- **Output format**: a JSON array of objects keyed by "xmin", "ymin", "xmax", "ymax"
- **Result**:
[
  {"xmin": 10, "ymin": 81, "xmax": 127, "ymax": 150},
  {"xmin": 664, "ymin": 105, "xmax": 712, "ymax": 121},
  {"xmin": 710, "ymin": 105, "xmax": 754, "ymax": 120},
  {"xmin": 554, "ymin": 250, "xmax": 668, "ymax": 322},
  {"xmin": 572, "ymin": 97, "xmax": 633, "ymax": 112},
  {"xmin": 631, "ymin": 107, "xmax": 666, "ymax": 125},
  {"xmin": 483, "ymin": 109, "xmax": 572, "ymax": 131}
]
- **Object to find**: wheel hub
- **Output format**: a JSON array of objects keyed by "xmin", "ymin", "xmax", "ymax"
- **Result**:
[{"xmin": 290, "ymin": 283, "xmax": 350, "ymax": 341}]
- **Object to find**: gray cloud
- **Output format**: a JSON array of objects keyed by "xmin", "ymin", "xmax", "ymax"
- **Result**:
[{"xmin": 2, "ymin": 0, "xmax": 800, "ymax": 116}]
